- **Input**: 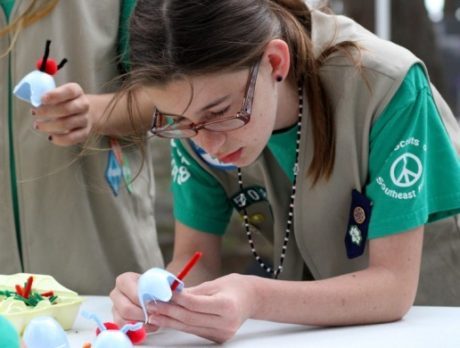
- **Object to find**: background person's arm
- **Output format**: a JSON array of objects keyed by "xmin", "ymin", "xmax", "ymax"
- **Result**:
[{"xmin": 32, "ymin": 84, "xmax": 155, "ymax": 145}]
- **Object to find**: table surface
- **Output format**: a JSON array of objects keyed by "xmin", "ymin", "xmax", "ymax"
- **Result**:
[{"xmin": 68, "ymin": 296, "xmax": 460, "ymax": 348}]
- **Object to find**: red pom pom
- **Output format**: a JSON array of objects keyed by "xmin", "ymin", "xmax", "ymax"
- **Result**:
[
  {"xmin": 36, "ymin": 58, "xmax": 58, "ymax": 75},
  {"xmin": 126, "ymin": 322, "xmax": 146, "ymax": 344},
  {"xmin": 95, "ymin": 322, "xmax": 120, "ymax": 336}
]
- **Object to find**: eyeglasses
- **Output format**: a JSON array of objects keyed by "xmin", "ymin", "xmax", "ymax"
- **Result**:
[{"xmin": 150, "ymin": 60, "xmax": 261, "ymax": 138}]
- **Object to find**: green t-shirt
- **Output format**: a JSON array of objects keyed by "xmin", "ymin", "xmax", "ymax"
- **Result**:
[
  {"xmin": 171, "ymin": 139, "xmax": 233, "ymax": 234},
  {"xmin": 171, "ymin": 64, "xmax": 460, "ymax": 239},
  {"xmin": 366, "ymin": 64, "xmax": 460, "ymax": 237},
  {"xmin": 0, "ymin": 315, "xmax": 20, "ymax": 348}
]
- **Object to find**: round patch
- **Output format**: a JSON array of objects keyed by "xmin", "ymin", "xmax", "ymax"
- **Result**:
[
  {"xmin": 249, "ymin": 213, "xmax": 265, "ymax": 224},
  {"xmin": 353, "ymin": 206, "xmax": 366, "ymax": 224}
]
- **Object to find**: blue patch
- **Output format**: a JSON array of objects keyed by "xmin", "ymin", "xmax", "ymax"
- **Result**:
[
  {"xmin": 190, "ymin": 141, "xmax": 237, "ymax": 171},
  {"xmin": 105, "ymin": 150, "xmax": 123, "ymax": 196},
  {"xmin": 344, "ymin": 189, "xmax": 372, "ymax": 258}
]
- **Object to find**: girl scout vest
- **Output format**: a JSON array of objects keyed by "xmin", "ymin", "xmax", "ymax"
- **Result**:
[
  {"xmin": 0, "ymin": 0, "xmax": 163, "ymax": 294},
  {"xmin": 180, "ymin": 10, "xmax": 460, "ymax": 305}
]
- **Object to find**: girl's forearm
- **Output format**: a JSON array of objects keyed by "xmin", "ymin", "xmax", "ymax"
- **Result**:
[
  {"xmin": 89, "ymin": 91, "xmax": 154, "ymax": 136},
  {"xmin": 250, "ymin": 267, "xmax": 415, "ymax": 326}
]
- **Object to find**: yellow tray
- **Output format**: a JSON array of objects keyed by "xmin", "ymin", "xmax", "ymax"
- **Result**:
[{"xmin": 0, "ymin": 273, "xmax": 83, "ymax": 334}]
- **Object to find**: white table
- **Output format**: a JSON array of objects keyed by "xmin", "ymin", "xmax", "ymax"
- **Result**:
[{"xmin": 68, "ymin": 296, "xmax": 460, "ymax": 347}]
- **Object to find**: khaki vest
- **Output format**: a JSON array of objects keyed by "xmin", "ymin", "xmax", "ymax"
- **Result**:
[
  {"xmin": 1, "ymin": 0, "xmax": 163, "ymax": 295},
  {"xmin": 181, "ymin": 10, "xmax": 460, "ymax": 305}
]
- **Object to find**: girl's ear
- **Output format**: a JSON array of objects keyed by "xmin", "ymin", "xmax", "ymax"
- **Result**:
[{"xmin": 264, "ymin": 39, "xmax": 290, "ymax": 82}]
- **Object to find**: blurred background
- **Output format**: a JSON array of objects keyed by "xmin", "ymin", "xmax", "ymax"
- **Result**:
[{"xmin": 153, "ymin": 0, "xmax": 460, "ymax": 275}]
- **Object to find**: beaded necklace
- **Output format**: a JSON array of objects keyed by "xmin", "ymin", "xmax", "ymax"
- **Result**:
[{"xmin": 237, "ymin": 84, "xmax": 304, "ymax": 279}]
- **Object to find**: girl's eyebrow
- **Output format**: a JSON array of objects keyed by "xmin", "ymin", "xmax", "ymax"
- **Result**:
[
  {"xmin": 156, "ymin": 95, "xmax": 231, "ymax": 117},
  {"xmin": 198, "ymin": 95, "xmax": 231, "ymax": 112}
]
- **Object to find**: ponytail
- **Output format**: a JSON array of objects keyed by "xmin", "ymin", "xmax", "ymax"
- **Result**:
[{"xmin": 269, "ymin": 0, "xmax": 361, "ymax": 184}]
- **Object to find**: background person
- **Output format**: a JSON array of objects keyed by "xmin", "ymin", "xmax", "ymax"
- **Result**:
[{"xmin": 0, "ymin": 0, "xmax": 163, "ymax": 294}]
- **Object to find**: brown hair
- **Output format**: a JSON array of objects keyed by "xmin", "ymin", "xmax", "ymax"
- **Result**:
[
  {"xmin": 0, "ymin": 0, "xmax": 60, "ymax": 57},
  {"xmin": 122, "ymin": 0, "xmax": 362, "ymax": 183}
]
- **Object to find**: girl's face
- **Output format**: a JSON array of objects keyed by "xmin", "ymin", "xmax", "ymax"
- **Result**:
[{"xmin": 148, "ymin": 62, "xmax": 280, "ymax": 167}]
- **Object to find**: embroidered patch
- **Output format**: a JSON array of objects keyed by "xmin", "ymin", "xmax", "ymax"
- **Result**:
[
  {"xmin": 171, "ymin": 140, "xmax": 191, "ymax": 185},
  {"xmin": 348, "ymin": 225, "xmax": 362, "ymax": 246},
  {"xmin": 231, "ymin": 186, "xmax": 268, "ymax": 211},
  {"xmin": 105, "ymin": 150, "xmax": 122, "ymax": 196},
  {"xmin": 375, "ymin": 137, "xmax": 426, "ymax": 200},
  {"xmin": 110, "ymin": 138, "xmax": 133, "ymax": 193},
  {"xmin": 390, "ymin": 153, "xmax": 423, "ymax": 188},
  {"xmin": 344, "ymin": 189, "xmax": 372, "ymax": 258}
]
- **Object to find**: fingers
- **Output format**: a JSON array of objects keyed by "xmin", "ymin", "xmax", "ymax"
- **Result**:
[
  {"xmin": 30, "ymin": 83, "xmax": 92, "ymax": 146},
  {"xmin": 34, "ymin": 114, "xmax": 88, "ymax": 134},
  {"xmin": 33, "ymin": 83, "xmax": 86, "ymax": 119},
  {"xmin": 144, "ymin": 322, "xmax": 160, "ymax": 333},
  {"xmin": 150, "ymin": 298, "xmax": 221, "ymax": 328},
  {"xmin": 110, "ymin": 273, "xmax": 145, "ymax": 325},
  {"xmin": 37, "ymin": 116, "xmax": 90, "ymax": 146},
  {"xmin": 147, "ymin": 307, "xmax": 236, "ymax": 344},
  {"xmin": 147, "ymin": 276, "xmax": 252, "ymax": 343},
  {"xmin": 40, "ymin": 83, "xmax": 84, "ymax": 108},
  {"xmin": 148, "ymin": 313, "xmax": 232, "ymax": 344},
  {"xmin": 49, "ymin": 127, "xmax": 91, "ymax": 146},
  {"xmin": 171, "ymin": 281, "xmax": 224, "ymax": 313}
]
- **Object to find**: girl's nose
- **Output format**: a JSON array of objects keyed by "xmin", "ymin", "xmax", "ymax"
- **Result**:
[{"xmin": 194, "ymin": 129, "xmax": 226, "ymax": 157}]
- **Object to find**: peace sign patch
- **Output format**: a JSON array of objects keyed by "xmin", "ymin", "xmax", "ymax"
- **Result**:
[
  {"xmin": 374, "ymin": 136, "xmax": 426, "ymax": 201},
  {"xmin": 390, "ymin": 153, "xmax": 423, "ymax": 188}
]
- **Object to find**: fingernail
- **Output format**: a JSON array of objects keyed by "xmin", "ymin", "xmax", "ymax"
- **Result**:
[{"xmin": 48, "ymin": 135, "xmax": 53, "ymax": 141}]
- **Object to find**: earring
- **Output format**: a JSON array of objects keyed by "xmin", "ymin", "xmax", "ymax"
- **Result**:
[{"xmin": 276, "ymin": 75, "xmax": 283, "ymax": 82}]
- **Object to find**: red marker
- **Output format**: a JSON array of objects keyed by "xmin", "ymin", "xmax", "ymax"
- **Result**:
[{"xmin": 171, "ymin": 251, "xmax": 203, "ymax": 291}]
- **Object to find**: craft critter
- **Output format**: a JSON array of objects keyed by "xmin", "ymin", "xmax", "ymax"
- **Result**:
[
  {"xmin": 137, "ymin": 268, "xmax": 184, "ymax": 324},
  {"xmin": 82, "ymin": 311, "xmax": 146, "ymax": 347},
  {"xmin": 13, "ymin": 40, "xmax": 68, "ymax": 107},
  {"xmin": 137, "ymin": 252, "xmax": 202, "ymax": 323},
  {"xmin": 23, "ymin": 316, "xmax": 70, "ymax": 348}
]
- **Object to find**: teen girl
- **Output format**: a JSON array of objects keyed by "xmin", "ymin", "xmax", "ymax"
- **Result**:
[{"xmin": 110, "ymin": 0, "xmax": 460, "ymax": 343}]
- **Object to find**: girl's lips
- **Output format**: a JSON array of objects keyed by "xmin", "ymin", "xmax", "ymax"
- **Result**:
[{"xmin": 219, "ymin": 148, "xmax": 243, "ymax": 163}]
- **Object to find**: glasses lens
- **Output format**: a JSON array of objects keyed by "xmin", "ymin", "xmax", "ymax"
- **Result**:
[
  {"xmin": 154, "ymin": 128, "xmax": 196, "ymax": 138},
  {"xmin": 153, "ymin": 115, "xmax": 197, "ymax": 138},
  {"xmin": 156, "ymin": 114, "xmax": 183, "ymax": 127},
  {"xmin": 204, "ymin": 118, "xmax": 247, "ymax": 132}
]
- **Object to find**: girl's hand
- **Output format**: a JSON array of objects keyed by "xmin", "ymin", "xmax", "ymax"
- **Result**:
[
  {"xmin": 147, "ymin": 273, "xmax": 259, "ymax": 344},
  {"xmin": 32, "ymin": 83, "xmax": 93, "ymax": 146},
  {"xmin": 110, "ymin": 272, "xmax": 159, "ymax": 333}
]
